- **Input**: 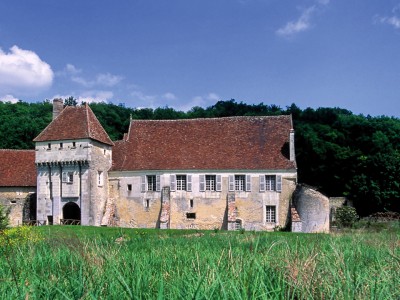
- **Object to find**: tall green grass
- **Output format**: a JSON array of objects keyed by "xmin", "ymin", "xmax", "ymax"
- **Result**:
[{"xmin": 0, "ymin": 226, "xmax": 399, "ymax": 299}]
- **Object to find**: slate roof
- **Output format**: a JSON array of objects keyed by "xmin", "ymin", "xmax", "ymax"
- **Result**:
[
  {"xmin": 112, "ymin": 115, "xmax": 296, "ymax": 171},
  {"xmin": 0, "ymin": 150, "xmax": 36, "ymax": 187},
  {"xmin": 33, "ymin": 104, "xmax": 114, "ymax": 146}
]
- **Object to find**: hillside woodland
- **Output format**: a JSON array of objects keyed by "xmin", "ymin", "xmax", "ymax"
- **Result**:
[{"xmin": 0, "ymin": 99, "xmax": 399, "ymax": 216}]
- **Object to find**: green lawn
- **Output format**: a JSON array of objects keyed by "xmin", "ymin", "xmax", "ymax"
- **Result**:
[{"xmin": 0, "ymin": 225, "xmax": 399, "ymax": 299}]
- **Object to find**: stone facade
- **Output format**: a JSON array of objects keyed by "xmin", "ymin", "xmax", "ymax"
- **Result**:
[
  {"xmin": 0, "ymin": 187, "xmax": 36, "ymax": 226},
  {"xmin": 35, "ymin": 139, "xmax": 112, "ymax": 225},
  {"xmin": 108, "ymin": 171, "xmax": 297, "ymax": 230}
]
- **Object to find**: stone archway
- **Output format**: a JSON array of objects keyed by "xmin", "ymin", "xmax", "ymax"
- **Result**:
[{"xmin": 62, "ymin": 202, "xmax": 81, "ymax": 225}]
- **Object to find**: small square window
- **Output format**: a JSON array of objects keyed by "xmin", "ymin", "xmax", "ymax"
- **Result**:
[
  {"xmin": 127, "ymin": 184, "xmax": 132, "ymax": 191},
  {"xmin": 186, "ymin": 212, "xmax": 196, "ymax": 219}
]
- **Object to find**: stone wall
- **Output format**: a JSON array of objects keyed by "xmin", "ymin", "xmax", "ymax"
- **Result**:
[{"xmin": 0, "ymin": 187, "xmax": 36, "ymax": 226}]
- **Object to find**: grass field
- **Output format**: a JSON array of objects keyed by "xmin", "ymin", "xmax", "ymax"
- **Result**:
[{"xmin": 0, "ymin": 224, "xmax": 399, "ymax": 299}]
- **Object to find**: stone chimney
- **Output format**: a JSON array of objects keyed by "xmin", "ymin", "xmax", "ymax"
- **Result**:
[
  {"xmin": 52, "ymin": 98, "xmax": 64, "ymax": 120},
  {"xmin": 290, "ymin": 129, "xmax": 295, "ymax": 162}
]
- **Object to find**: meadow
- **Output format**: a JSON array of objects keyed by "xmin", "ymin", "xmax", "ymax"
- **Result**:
[{"xmin": 0, "ymin": 225, "xmax": 399, "ymax": 299}]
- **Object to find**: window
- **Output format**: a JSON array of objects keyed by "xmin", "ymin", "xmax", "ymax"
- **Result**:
[
  {"xmin": 47, "ymin": 143, "xmax": 51, "ymax": 150},
  {"xmin": 189, "ymin": 199, "xmax": 194, "ymax": 208},
  {"xmin": 145, "ymin": 199, "xmax": 150, "ymax": 208},
  {"xmin": 62, "ymin": 172, "xmax": 74, "ymax": 183},
  {"xmin": 259, "ymin": 175, "xmax": 282, "ymax": 192},
  {"xmin": 72, "ymin": 142, "xmax": 76, "ymax": 148},
  {"xmin": 176, "ymin": 175, "xmax": 187, "ymax": 191},
  {"xmin": 98, "ymin": 171, "xmax": 104, "ymax": 186},
  {"xmin": 141, "ymin": 175, "xmax": 161, "ymax": 192},
  {"xmin": 235, "ymin": 175, "xmax": 245, "ymax": 191},
  {"xmin": 186, "ymin": 212, "xmax": 196, "ymax": 219},
  {"xmin": 147, "ymin": 175, "xmax": 156, "ymax": 191},
  {"xmin": 266, "ymin": 175, "xmax": 276, "ymax": 191},
  {"xmin": 59, "ymin": 142, "xmax": 63, "ymax": 149},
  {"xmin": 266, "ymin": 206, "xmax": 276, "ymax": 223},
  {"xmin": 206, "ymin": 175, "xmax": 216, "ymax": 191},
  {"xmin": 127, "ymin": 184, "xmax": 132, "ymax": 191}
]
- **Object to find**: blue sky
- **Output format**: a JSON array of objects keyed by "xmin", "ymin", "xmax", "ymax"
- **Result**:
[{"xmin": 0, "ymin": 0, "xmax": 400, "ymax": 117}]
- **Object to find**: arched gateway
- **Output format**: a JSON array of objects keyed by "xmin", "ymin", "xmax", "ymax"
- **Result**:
[{"xmin": 62, "ymin": 202, "xmax": 81, "ymax": 225}]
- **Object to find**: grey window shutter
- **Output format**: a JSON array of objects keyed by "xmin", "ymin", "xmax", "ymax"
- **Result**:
[
  {"xmin": 199, "ymin": 175, "xmax": 205, "ymax": 192},
  {"xmin": 187, "ymin": 175, "xmax": 192, "ymax": 192},
  {"xmin": 62, "ymin": 172, "xmax": 67, "ymax": 182},
  {"xmin": 246, "ymin": 174, "xmax": 251, "ymax": 191},
  {"xmin": 156, "ymin": 175, "xmax": 161, "ymax": 192},
  {"xmin": 259, "ymin": 175, "xmax": 266, "ymax": 192},
  {"xmin": 276, "ymin": 175, "xmax": 282, "ymax": 192},
  {"xmin": 140, "ymin": 175, "xmax": 146, "ymax": 192},
  {"xmin": 228, "ymin": 175, "xmax": 235, "ymax": 192},
  {"xmin": 216, "ymin": 175, "xmax": 222, "ymax": 191},
  {"xmin": 170, "ymin": 174, "xmax": 176, "ymax": 191}
]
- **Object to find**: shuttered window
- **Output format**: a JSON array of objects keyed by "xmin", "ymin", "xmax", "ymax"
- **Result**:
[
  {"xmin": 199, "ymin": 175, "xmax": 205, "ymax": 192},
  {"xmin": 170, "ymin": 175, "xmax": 176, "ymax": 191},
  {"xmin": 216, "ymin": 175, "xmax": 222, "ymax": 191},
  {"xmin": 259, "ymin": 175, "xmax": 266, "ymax": 192}
]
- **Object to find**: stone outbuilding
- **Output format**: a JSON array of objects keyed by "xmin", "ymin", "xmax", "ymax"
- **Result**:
[{"xmin": 0, "ymin": 150, "xmax": 36, "ymax": 226}]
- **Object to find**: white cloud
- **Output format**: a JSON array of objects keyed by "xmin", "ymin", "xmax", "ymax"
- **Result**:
[
  {"xmin": 0, "ymin": 45, "xmax": 53, "ymax": 94},
  {"xmin": 52, "ymin": 90, "xmax": 113, "ymax": 104},
  {"xmin": 71, "ymin": 72, "xmax": 123, "ymax": 88},
  {"xmin": 276, "ymin": 0, "xmax": 329, "ymax": 37},
  {"xmin": 276, "ymin": 6, "xmax": 316, "ymax": 37},
  {"xmin": 0, "ymin": 94, "xmax": 19, "ymax": 103},
  {"xmin": 65, "ymin": 64, "xmax": 82, "ymax": 75},
  {"xmin": 162, "ymin": 92, "xmax": 177, "ymax": 100},
  {"xmin": 176, "ymin": 92, "xmax": 220, "ymax": 112},
  {"xmin": 375, "ymin": 5, "xmax": 400, "ymax": 30}
]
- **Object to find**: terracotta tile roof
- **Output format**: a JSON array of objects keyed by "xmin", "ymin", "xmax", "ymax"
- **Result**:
[
  {"xmin": 0, "ymin": 150, "xmax": 36, "ymax": 187},
  {"xmin": 112, "ymin": 115, "xmax": 296, "ymax": 171},
  {"xmin": 33, "ymin": 104, "xmax": 114, "ymax": 146}
]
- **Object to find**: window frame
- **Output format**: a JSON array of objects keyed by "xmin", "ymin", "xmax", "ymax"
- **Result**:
[{"xmin": 265, "ymin": 205, "xmax": 276, "ymax": 223}]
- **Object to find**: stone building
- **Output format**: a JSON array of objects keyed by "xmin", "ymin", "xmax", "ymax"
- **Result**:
[
  {"xmin": 1, "ymin": 100, "xmax": 305, "ymax": 230},
  {"xmin": 0, "ymin": 150, "xmax": 36, "ymax": 226}
]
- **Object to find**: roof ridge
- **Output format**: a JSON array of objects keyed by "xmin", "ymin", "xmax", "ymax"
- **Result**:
[{"xmin": 129, "ymin": 115, "xmax": 291, "ymax": 123}]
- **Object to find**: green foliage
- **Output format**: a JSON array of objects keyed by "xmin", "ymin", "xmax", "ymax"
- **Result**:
[
  {"xmin": 0, "ymin": 204, "xmax": 9, "ymax": 230},
  {"xmin": 335, "ymin": 206, "xmax": 359, "ymax": 227}
]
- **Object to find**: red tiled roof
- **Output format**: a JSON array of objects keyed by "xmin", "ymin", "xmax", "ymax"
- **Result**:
[
  {"xmin": 0, "ymin": 150, "xmax": 36, "ymax": 187},
  {"xmin": 33, "ymin": 104, "xmax": 114, "ymax": 146},
  {"xmin": 112, "ymin": 115, "xmax": 296, "ymax": 171}
]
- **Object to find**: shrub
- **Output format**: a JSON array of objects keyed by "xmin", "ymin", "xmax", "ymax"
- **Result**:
[
  {"xmin": 0, "ymin": 204, "xmax": 9, "ymax": 230},
  {"xmin": 335, "ymin": 206, "xmax": 359, "ymax": 227}
]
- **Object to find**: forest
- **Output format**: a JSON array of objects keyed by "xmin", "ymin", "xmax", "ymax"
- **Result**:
[{"xmin": 0, "ymin": 98, "xmax": 399, "ymax": 217}]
